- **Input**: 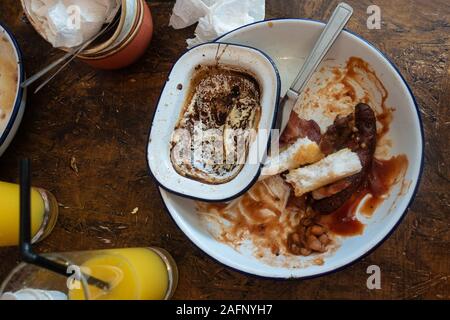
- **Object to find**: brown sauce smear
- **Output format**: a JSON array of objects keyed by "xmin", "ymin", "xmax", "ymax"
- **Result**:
[
  {"xmin": 344, "ymin": 57, "xmax": 392, "ymax": 141},
  {"xmin": 320, "ymin": 192, "xmax": 366, "ymax": 236},
  {"xmin": 202, "ymin": 155, "xmax": 408, "ymax": 255},
  {"xmin": 198, "ymin": 178, "xmax": 296, "ymax": 256},
  {"xmin": 201, "ymin": 155, "xmax": 408, "ymax": 253},
  {"xmin": 314, "ymin": 57, "xmax": 403, "ymax": 236},
  {"xmin": 320, "ymin": 154, "xmax": 409, "ymax": 236},
  {"xmin": 361, "ymin": 155, "xmax": 409, "ymax": 215},
  {"xmin": 198, "ymin": 57, "xmax": 409, "ymax": 257}
]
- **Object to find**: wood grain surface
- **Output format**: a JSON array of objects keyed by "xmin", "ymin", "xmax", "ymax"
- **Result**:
[{"xmin": 0, "ymin": 0, "xmax": 448, "ymax": 299}]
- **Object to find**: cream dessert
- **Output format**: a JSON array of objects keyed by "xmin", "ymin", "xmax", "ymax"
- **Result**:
[
  {"xmin": 170, "ymin": 65, "xmax": 261, "ymax": 184},
  {"xmin": 0, "ymin": 34, "xmax": 18, "ymax": 134}
]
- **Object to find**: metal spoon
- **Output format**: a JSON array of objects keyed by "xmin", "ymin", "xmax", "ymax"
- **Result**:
[
  {"xmin": 21, "ymin": 15, "xmax": 120, "ymax": 93},
  {"xmin": 277, "ymin": 2, "xmax": 353, "ymax": 132}
]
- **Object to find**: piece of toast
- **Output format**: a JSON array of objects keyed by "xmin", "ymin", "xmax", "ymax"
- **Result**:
[{"xmin": 285, "ymin": 148, "xmax": 362, "ymax": 197}]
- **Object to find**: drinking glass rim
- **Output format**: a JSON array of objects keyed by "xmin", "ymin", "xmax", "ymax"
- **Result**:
[{"xmin": 0, "ymin": 247, "xmax": 176, "ymax": 300}]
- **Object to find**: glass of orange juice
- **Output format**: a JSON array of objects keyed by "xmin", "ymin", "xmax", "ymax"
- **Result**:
[
  {"xmin": 0, "ymin": 247, "xmax": 178, "ymax": 300},
  {"xmin": 0, "ymin": 181, "xmax": 59, "ymax": 247}
]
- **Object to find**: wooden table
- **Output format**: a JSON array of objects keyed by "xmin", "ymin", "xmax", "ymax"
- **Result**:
[{"xmin": 0, "ymin": 0, "xmax": 448, "ymax": 299}]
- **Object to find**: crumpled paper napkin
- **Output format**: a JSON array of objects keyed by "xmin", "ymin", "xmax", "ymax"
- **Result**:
[
  {"xmin": 169, "ymin": 0, "xmax": 265, "ymax": 48},
  {"xmin": 30, "ymin": 0, "xmax": 120, "ymax": 48},
  {"xmin": 1, "ymin": 289, "xmax": 67, "ymax": 300}
]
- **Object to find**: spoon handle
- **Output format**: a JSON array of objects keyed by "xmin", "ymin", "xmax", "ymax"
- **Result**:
[
  {"xmin": 20, "ymin": 51, "xmax": 73, "ymax": 88},
  {"xmin": 290, "ymin": 2, "xmax": 353, "ymax": 94}
]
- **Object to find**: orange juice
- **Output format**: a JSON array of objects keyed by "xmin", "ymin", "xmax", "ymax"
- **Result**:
[
  {"xmin": 69, "ymin": 248, "xmax": 177, "ymax": 300},
  {"xmin": 0, "ymin": 181, "xmax": 58, "ymax": 246}
]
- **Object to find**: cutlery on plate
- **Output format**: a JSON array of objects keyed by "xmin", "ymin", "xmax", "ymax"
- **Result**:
[
  {"xmin": 277, "ymin": 2, "xmax": 353, "ymax": 132},
  {"xmin": 21, "ymin": 16, "xmax": 119, "ymax": 93}
]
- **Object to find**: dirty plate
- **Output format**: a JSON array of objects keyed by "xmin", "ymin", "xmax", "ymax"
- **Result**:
[
  {"xmin": 155, "ymin": 19, "xmax": 424, "ymax": 278},
  {"xmin": 0, "ymin": 22, "xmax": 26, "ymax": 157}
]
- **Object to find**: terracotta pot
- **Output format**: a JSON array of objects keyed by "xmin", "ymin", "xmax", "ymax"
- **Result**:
[
  {"xmin": 80, "ymin": 0, "xmax": 153, "ymax": 70},
  {"xmin": 21, "ymin": 0, "xmax": 153, "ymax": 70}
]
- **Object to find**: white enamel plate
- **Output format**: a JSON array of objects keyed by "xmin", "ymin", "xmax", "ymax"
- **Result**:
[
  {"xmin": 153, "ymin": 19, "xmax": 424, "ymax": 278},
  {"xmin": 0, "ymin": 22, "xmax": 26, "ymax": 157}
]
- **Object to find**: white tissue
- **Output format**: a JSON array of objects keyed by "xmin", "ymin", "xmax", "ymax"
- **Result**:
[
  {"xmin": 29, "ymin": 0, "xmax": 120, "ymax": 48},
  {"xmin": 169, "ymin": 0, "xmax": 265, "ymax": 48},
  {"xmin": 1, "ymin": 289, "xmax": 67, "ymax": 300}
]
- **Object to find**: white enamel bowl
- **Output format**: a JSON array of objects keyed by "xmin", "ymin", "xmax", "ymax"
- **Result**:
[
  {"xmin": 154, "ymin": 19, "xmax": 424, "ymax": 278},
  {"xmin": 0, "ymin": 23, "xmax": 26, "ymax": 157},
  {"xmin": 148, "ymin": 42, "xmax": 280, "ymax": 201}
]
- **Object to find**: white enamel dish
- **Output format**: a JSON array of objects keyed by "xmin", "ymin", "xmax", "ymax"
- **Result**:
[
  {"xmin": 0, "ymin": 22, "xmax": 26, "ymax": 157},
  {"xmin": 154, "ymin": 19, "xmax": 424, "ymax": 278},
  {"xmin": 148, "ymin": 42, "xmax": 281, "ymax": 201}
]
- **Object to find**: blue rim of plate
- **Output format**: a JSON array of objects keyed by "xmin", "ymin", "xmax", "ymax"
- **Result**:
[
  {"xmin": 152, "ymin": 18, "xmax": 425, "ymax": 279},
  {"xmin": 147, "ymin": 41, "xmax": 281, "ymax": 202},
  {"xmin": 0, "ymin": 21, "xmax": 25, "ymax": 149}
]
